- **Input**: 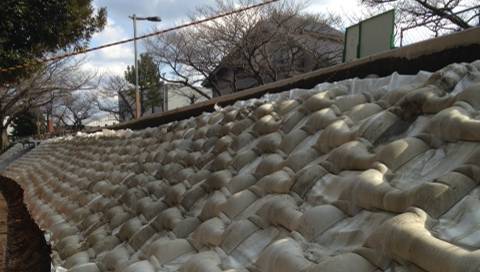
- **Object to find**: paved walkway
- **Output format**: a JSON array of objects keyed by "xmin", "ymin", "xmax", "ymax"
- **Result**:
[{"xmin": 0, "ymin": 147, "xmax": 31, "ymax": 172}]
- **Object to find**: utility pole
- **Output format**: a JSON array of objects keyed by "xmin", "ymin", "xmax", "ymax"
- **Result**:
[
  {"xmin": 162, "ymin": 73, "xmax": 168, "ymax": 112},
  {"xmin": 129, "ymin": 15, "xmax": 161, "ymax": 119},
  {"xmin": 132, "ymin": 14, "xmax": 140, "ymax": 119}
]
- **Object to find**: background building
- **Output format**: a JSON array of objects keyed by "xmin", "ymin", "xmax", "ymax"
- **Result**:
[
  {"xmin": 118, "ymin": 84, "xmax": 211, "ymax": 121},
  {"xmin": 203, "ymin": 15, "xmax": 344, "ymax": 96}
]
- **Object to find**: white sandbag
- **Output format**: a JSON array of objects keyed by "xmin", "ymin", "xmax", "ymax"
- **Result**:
[{"xmin": 255, "ymin": 238, "xmax": 311, "ymax": 272}]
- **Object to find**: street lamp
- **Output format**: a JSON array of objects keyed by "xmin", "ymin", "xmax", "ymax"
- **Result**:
[{"xmin": 128, "ymin": 14, "xmax": 161, "ymax": 119}]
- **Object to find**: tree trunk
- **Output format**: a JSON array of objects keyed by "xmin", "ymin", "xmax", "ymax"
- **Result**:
[{"xmin": 0, "ymin": 127, "xmax": 9, "ymax": 151}]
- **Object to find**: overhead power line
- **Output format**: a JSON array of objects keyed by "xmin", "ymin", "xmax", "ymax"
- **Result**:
[{"xmin": 0, "ymin": 0, "xmax": 279, "ymax": 74}]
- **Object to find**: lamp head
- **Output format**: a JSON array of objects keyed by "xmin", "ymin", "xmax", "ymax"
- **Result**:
[{"xmin": 146, "ymin": 16, "xmax": 162, "ymax": 22}]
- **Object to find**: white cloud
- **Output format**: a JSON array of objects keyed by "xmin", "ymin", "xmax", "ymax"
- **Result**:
[
  {"xmin": 93, "ymin": 19, "xmax": 127, "ymax": 41},
  {"xmin": 94, "ymin": 0, "xmax": 204, "ymax": 23},
  {"xmin": 81, "ymin": 16, "xmax": 135, "ymax": 76},
  {"xmin": 102, "ymin": 45, "xmax": 133, "ymax": 61},
  {"xmin": 80, "ymin": 58, "xmax": 130, "ymax": 76},
  {"xmin": 307, "ymin": 0, "xmax": 366, "ymax": 28}
]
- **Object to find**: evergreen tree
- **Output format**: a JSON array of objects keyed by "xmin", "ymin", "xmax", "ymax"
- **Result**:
[
  {"xmin": 124, "ymin": 53, "xmax": 164, "ymax": 114},
  {"xmin": 0, "ymin": 0, "xmax": 107, "ymax": 84},
  {"xmin": 11, "ymin": 112, "xmax": 38, "ymax": 138}
]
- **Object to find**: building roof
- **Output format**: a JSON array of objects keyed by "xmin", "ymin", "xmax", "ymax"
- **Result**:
[{"xmin": 3, "ymin": 59, "xmax": 480, "ymax": 271}]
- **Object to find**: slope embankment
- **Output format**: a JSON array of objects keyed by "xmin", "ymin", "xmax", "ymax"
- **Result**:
[{"xmin": 3, "ymin": 60, "xmax": 480, "ymax": 272}]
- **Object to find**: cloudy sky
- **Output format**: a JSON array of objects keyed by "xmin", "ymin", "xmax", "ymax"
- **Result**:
[{"xmin": 84, "ymin": 0, "xmax": 363, "ymax": 77}]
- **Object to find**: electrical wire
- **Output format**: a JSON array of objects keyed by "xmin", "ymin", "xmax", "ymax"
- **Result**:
[{"xmin": 0, "ymin": 0, "xmax": 279, "ymax": 73}]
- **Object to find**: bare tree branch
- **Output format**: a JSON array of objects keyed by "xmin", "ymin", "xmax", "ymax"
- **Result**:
[
  {"xmin": 362, "ymin": 0, "xmax": 478, "ymax": 34},
  {"xmin": 95, "ymin": 75, "xmax": 134, "ymax": 121},
  {"xmin": 145, "ymin": 0, "xmax": 343, "ymax": 96}
]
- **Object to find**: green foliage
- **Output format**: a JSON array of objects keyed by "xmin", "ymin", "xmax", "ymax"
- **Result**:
[
  {"xmin": 11, "ymin": 111, "xmax": 38, "ymax": 138},
  {"xmin": 124, "ymin": 53, "xmax": 163, "ymax": 113},
  {"xmin": 0, "ymin": 0, "xmax": 107, "ymax": 84}
]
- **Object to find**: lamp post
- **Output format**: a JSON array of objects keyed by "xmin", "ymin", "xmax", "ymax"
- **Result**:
[{"xmin": 128, "ymin": 14, "xmax": 161, "ymax": 119}]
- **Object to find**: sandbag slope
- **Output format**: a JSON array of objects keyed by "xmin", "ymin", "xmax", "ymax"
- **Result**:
[{"xmin": 4, "ymin": 60, "xmax": 480, "ymax": 272}]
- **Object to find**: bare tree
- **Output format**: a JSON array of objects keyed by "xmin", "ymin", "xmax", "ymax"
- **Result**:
[
  {"xmin": 146, "ymin": 31, "xmax": 220, "ymax": 98},
  {"xmin": 145, "ymin": 0, "xmax": 343, "ymax": 96},
  {"xmin": 95, "ymin": 75, "xmax": 135, "ymax": 121},
  {"xmin": 362, "ymin": 0, "xmax": 479, "ymax": 36},
  {"xmin": 53, "ymin": 91, "xmax": 98, "ymax": 130},
  {"xmin": 0, "ymin": 57, "xmax": 95, "ymax": 149}
]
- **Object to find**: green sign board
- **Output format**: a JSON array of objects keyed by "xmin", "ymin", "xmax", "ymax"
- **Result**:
[{"xmin": 343, "ymin": 10, "xmax": 395, "ymax": 62}]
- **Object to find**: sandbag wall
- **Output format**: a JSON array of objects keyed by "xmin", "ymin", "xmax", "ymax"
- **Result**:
[{"xmin": 4, "ymin": 61, "xmax": 480, "ymax": 272}]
